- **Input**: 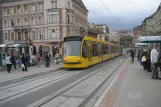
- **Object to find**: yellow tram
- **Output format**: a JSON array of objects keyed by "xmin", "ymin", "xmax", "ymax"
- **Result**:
[{"xmin": 63, "ymin": 36, "xmax": 123, "ymax": 68}]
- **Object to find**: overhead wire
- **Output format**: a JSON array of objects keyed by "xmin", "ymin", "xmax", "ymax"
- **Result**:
[{"xmin": 98, "ymin": 0, "xmax": 121, "ymax": 30}]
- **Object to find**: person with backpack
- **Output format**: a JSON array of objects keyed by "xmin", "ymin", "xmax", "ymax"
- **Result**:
[{"xmin": 6, "ymin": 53, "xmax": 12, "ymax": 73}]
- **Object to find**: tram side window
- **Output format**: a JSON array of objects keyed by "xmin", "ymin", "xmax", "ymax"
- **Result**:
[
  {"xmin": 103, "ymin": 45, "xmax": 108, "ymax": 55},
  {"xmin": 92, "ymin": 44, "xmax": 98, "ymax": 57},
  {"xmin": 82, "ymin": 41, "xmax": 87, "ymax": 58}
]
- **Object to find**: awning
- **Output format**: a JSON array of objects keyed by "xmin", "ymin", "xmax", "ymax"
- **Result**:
[
  {"xmin": 138, "ymin": 36, "xmax": 161, "ymax": 43},
  {"xmin": 0, "ymin": 44, "xmax": 7, "ymax": 47},
  {"xmin": 7, "ymin": 44, "xmax": 28, "ymax": 48}
]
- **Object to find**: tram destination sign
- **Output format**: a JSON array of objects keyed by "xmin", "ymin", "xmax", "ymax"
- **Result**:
[{"xmin": 64, "ymin": 37, "xmax": 82, "ymax": 41}]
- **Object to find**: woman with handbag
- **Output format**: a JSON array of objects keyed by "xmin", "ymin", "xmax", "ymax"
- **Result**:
[{"xmin": 141, "ymin": 51, "xmax": 147, "ymax": 70}]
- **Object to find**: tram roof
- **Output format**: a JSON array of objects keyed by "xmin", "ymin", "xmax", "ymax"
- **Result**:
[{"xmin": 138, "ymin": 36, "xmax": 161, "ymax": 43}]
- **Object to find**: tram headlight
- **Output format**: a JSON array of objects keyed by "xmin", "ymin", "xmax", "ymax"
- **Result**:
[
  {"xmin": 78, "ymin": 57, "xmax": 81, "ymax": 61},
  {"xmin": 64, "ymin": 58, "xmax": 66, "ymax": 61}
]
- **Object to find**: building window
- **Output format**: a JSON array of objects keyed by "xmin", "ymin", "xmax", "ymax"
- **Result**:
[
  {"xmin": 24, "ymin": 5, "xmax": 27, "ymax": 13},
  {"xmin": 25, "ymin": 32, "xmax": 28, "ymax": 40},
  {"xmin": 17, "ymin": 18, "xmax": 20, "ymax": 26},
  {"xmin": 51, "ymin": 14, "xmax": 57, "ymax": 24},
  {"xmin": 72, "ymin": 15, "xmax": 73, "ymax": 24},
  {"xmin": 24, "ymin": 18, "xmax": 28, "ymax": 25},
  {"xmin": 68, "ymin": 2, "xmax": 70, "ymax": 9},
  {"xmin": 11, "ymin": 32, "xmax": 14, "ymax": 41},
  {"xmin": 4, "ymin": 7, "xmax": 7, "ymax": 15},
  {"xmin": 18, "ymin": 32, "xmax": 21, "ymax": 40},
  {"xmin": 31, "ymin": 17, "xmax": 35, "ymax": 25},
  {"xmin": 10, "ymin": 7, "xmax": 14, "ymax": 14},
  {"xmin": 52, "ymin": 0, "xmax": 57, "ymax": 8},
  {"xmin": 4, "ymin": 20, "xmax": 7, "ymax": 28},
  {"xmin": 32, "ymin": 31, "xmax": 35, "ymax": 40},
  {"xmin": 68, "ymin": 15, "xmax": 70, "ymax": 23},
  {"xmin": 17, "ymin": 6, "xmax": 20, "ymax": 14},
  {"xmin": 31, "ymin": 4, "xmax": 35, "ymax": 12},
  {"xmin": 39, "ymin": 30, "xmax": 43, "ymax": 40},
  {"xmin": 38, "ymin": 16, "xmax": 42, "ymax": 25},
  {"xmin": 4, "ymin": 33, "xmax": 8, "ymax": 41},
  {"xmin": 38, "ymin": 3, "xmax": 43, "ymax": 11},
  {"xmin": 11, "ymin": 19, "xmax": 14, "ymax": 27}
]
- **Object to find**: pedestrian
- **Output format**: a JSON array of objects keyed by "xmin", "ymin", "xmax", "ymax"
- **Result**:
[
  {"xmin": 141, "ymin": 51, "xmax": 147, "ymax": 70},
  {"xmin": 11, "ymin": 51, "xmax": 16, "ymax": 70},
  {"xmin": 146, "ymin": 49, "xmax": 152, "ymax": 72},
  {"xmin": 151, "ymin": 45, "xmax": 159, "ymax": 79},
  {"xmin": 55, "ymin": 51, "xmax": 60, "ymax": 64},
  {"xmin": 6, "ymin": 53, "xmax": 12, "ymax": 73},
  {"xmin": 26, "ymin": 53, "xmax": 30, "ymax": 67},
  {"xmin": 131, "ymin": 49, "xmax": 134, "ymax": 63},
  {"xmin": 137, "ymin": 50, "xmax": 140, "ymax": 62},
  {"xmin": 36, "ymin": 52, "xmax": 41, "ymax": 67},
  {"xmin": 44, "ymin": 52, "xmax": 50, "ymax": 67},
  {"xmin": 21, "ymin": 53, "xmax": 28, "ymax": 71}
]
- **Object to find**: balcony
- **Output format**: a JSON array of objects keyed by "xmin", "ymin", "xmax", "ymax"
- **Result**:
[
  {"xmin": 67, "ymin": 9, "xmax": 74, "ymax": 13},
  {"xmin": 14, "ymin": 25, "xmax": 31, "ymax": 31},
  {"xmin": 47, "ymin": 8, "xmax": 58, "ymax": 12}
]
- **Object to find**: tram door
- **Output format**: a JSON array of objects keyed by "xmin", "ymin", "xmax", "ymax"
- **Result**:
[{"xmin": 87, "ymin": 44, "xmax": 92, "ymax": 62}]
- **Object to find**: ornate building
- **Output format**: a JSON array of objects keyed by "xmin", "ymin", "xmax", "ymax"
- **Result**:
[{"xmin": 1, "ymin": 0, "xmax": 88, "ymax": 57}]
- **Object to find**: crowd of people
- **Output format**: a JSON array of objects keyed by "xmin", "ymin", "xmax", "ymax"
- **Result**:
[
  {"xmin": 5, "ymin": 51, "xmax": 61, "ymax": 73},
  {"xmin": 130, "ymin": 45, "xmax": 161, "ymax": 80}
]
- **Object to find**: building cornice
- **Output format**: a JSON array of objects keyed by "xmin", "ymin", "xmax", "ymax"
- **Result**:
[{"xmin": 1, "ymin": 0, "xmax": 43, "ymax": 7}]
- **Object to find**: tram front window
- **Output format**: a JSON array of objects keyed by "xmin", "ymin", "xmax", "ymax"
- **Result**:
[{"xmin": 64, "ymin": 41, "xmax": 81, "ymax": 56}]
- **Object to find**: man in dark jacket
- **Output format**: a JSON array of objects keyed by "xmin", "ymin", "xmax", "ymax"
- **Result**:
[
  {"xmin": 21, "ymin": 53, "xmax": 28, "ymax": 71},
  {"xmin": 11, "ymin": 52, "xmax": 16, "ymax": 70},
  {"xmin": 131, "ymin": 49, "xmax": 134, "ymax": 63},
  {"xmin": 44, "ymin": 52, "xmax": 50, "ymax": 67},
  {"xmin": 146, "ymin": 49, "xmax": 151, "ymax": 72}
]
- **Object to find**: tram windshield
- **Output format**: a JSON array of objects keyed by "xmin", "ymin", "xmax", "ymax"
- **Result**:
[{"xmin": 64, "ymin": 41, "xmax": 81, "ymax": 56}]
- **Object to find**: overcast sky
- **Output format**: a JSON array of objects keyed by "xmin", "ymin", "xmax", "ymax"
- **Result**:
[{"xmin": 82, "ymin": 0, "xmax": 161, "ymax": 30}]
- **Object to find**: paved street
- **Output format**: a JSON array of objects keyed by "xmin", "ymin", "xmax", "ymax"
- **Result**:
[
  {"xmin": 0, "ymin": 56, "xmax": 126, "ymax": 107},
  {"xmin": 95, "ymin": 58, "xmax": 161, "ymax": 107}
]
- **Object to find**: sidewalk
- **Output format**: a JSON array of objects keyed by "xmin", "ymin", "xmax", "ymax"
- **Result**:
[
  {"xmin": 95, "ymin": 58, "xmax": 161, "ymax": 107},
  {"xmin": 0, "ymin": 63, "xmax": 62, "ymax": 82}
]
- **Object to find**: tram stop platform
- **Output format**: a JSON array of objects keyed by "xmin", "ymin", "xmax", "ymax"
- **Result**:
[{"xmin": 94, "ymin": 58, "xmax": 161, "ymax": 107}]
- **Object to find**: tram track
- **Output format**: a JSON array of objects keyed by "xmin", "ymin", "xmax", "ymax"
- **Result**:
[
  {"xmin": 27, "ymin": 56, "xmax": 126, "ymax": 107},
  {"xmin": 0, "ymin": 70, "xmax": 79, "ymax": 103},
  {"xmin": 0, "ymin": 69, "xmax": 67, "ymax": 91},
  {"xmin": 78, "ymin": 58, "xmax": 127, "ymax": 107},
  {"xmin": 0, "ymin": 68, "xmax": 63, "ymax": 87}
]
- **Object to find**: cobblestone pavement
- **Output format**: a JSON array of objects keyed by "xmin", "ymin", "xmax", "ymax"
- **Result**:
[{"xmin": 95, "ymin": 59, "xmax": 161, "ymax": 107}]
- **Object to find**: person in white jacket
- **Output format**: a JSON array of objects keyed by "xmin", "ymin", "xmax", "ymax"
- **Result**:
[
  {"xmin": 151, "ymin": 45, "xmax": 159, "ymax": 79},
  {"xmin": 6, "ymin": 53, "xmax": 12, "ymax": 73}
]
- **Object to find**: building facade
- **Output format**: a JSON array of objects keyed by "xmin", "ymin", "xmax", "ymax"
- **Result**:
[
  {"xmin": 1, "ymin": 0, "xmax": 88, "ymax": 57},
  {"xmin": 0, "ymin": 0, "xmax": 2, "ymax": 44},
  {"xmin": 151, "ymin": 3, "xmax": 161, "ymax": 35},
  {"xmin": 90, "ymin": 24, "xmax": 109, "ymax": 41},
  {"xmin": 109, "ymin": 28, "xmax": 120, "ymax": 43}
]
